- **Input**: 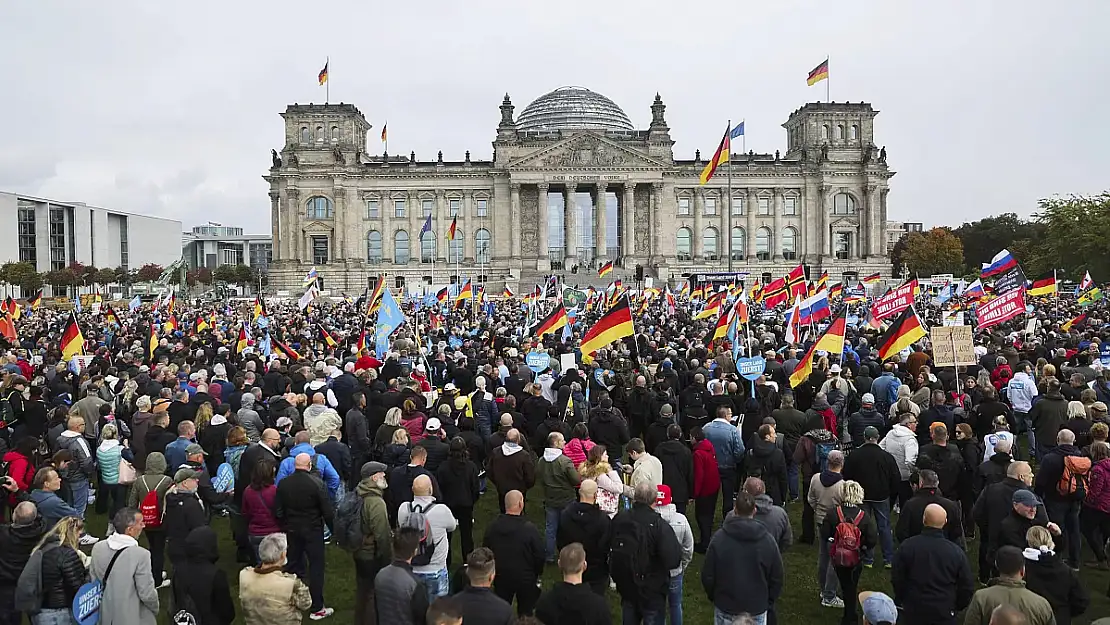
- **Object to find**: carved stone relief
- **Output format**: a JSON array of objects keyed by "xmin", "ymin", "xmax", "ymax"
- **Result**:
[
  {"xmin": 519, "ymin": 186, "xmax": 540, "ymax": 255},
  {"xmin": 633, "ymin": 184, "xmax": 651, "ymax": 255},
  {"xmin": 539, "ymin": 135, "xmax": 627, "ymax": 168}
]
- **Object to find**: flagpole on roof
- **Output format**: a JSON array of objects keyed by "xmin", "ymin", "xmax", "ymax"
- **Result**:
[
  {"xmin": 727, "ymin": 119, "xmax": 733, "ymax": 274},
  {"xmin": 826, "ymin": 55, "xmax": 830, "ymax": 103}
]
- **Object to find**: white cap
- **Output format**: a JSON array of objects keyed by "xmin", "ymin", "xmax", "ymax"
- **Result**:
[{"xmin": 426, "ymin": 417, "xmax": 442, "ymax": 432}]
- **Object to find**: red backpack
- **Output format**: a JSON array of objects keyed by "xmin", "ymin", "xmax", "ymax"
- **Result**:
[
  {"xmin": 138, "ymin": 475, "xmax": 170, "ymax": 528},
  {"xmin": 829, "ymin": 507, "xmax": 865, "ymax": 568}
]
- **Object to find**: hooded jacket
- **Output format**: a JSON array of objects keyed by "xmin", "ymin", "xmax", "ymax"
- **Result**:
[
  {"xmin": 895, "ymin": 487, "xmax": 965, "ymax": 547},
  {"xmin": 563, "ymin": 436, "xmax": 595, "ymax": 467},
  {"xmin": 879, "ymin": 424, "xmax": 920, "ymax": 480},
  {"xmin": 1030, "ymin": 392, "xmax": 1069, "ymax": 449},
  {"xmin": 807, "ymin": 470, "xmax": 845, "ymax": 526},
  {"xmin": 656, "ymin": 503, "xmax": 695, "ymax": 576},
  {"xmin": 743, "ymin": 438, "xmax": 788, "ymax": 505},
  {"xmin": 172, "ymin": 526, "xmax": 236, "ymax": 625},
  {"xmin": 536, "ymin": 448, "xmax": 580, "ymax": 509},
  {"xmin": 0, "ymin": 514, "xmax": 47, "ymax": 585},
  {"xmin": 701, "ymin": 515, "xmax": 783, "ymax": 616},
  {"xmin": 482, "ymin": 513, "xmax": 545, "ymax": 582},
  {"xmin": 1021, "ymin": 548, "xmax": 1089, "ymax": 625},
  {"xmin": 556, "ymin": 501, "xmax": 612, "ymax": 584},
  {"xmin": 691, "ymin": 438, "xmax": 720, "ymax": 498},
  {"xmin": 655, "ymin": 438, "xmax": 694, "ymax": 503},
  {"xmin": 587, "ymin": 406, "xmax": 630, "ymax": 455},
  {"xmin": 131, "ymin": 410, "xmax": 156, "ymax": 469},
  {"xmin": 975, "ymin": 452, "xmax": 1013, "ymax": 500},
  {"xmin": 726, "ymin": 492, "xmax": 793, "ymax": 553},
  {"xmin": 353, "ymin": 479, "xmax": 392, "ymax": 566},
  {"xmin": 164, "ymin": 488, "xmax": 208, "ymax": 562},
  {"xmin": 488, "ymin": 442, "xmax": 535, "ymax": 497},
  {"xmin": 1085, "ymin": 457, "xmax": 1110, "ymax": 514},
  {"xmin": 58, "ymin": 429, "xmax": 94, "ymax": 484},
  {"xmin": 1006, "ymin": 371, "xmax": 1037, "ymax": 412}
]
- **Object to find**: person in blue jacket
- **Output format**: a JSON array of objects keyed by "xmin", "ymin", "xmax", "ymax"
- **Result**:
[{"xmin": 276, "ymin": 430, "xmax": 342, "ymax": 501}]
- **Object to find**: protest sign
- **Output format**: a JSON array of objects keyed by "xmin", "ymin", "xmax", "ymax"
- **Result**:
[{"xmin": 976, "ymin": 288, "xmax": 1026, "ymax": 329}]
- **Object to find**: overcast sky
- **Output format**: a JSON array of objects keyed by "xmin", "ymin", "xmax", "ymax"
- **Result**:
[{"xmin": 2, "ymin": 1, "xmax": 1106, "ymax": 232}]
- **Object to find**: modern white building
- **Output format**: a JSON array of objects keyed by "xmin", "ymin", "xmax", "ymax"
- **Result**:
[
  {"xmin": 181, "ymin": 224, "xmax": 272, "ymax": 271},
  {"xmin": 0, "ymin": 190, "xmax": 182, "ymax": 274}
]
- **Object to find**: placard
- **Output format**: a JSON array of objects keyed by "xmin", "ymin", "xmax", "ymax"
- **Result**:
[
  {"xmin": 976, "ymin": 289, "xmax": 1026, "ymax": 330},
  {"xmin": 213, "ymin": 462, "xmax": 235, "ymax": 493},
  {"xmin": 737, "ymin": 357, "xmax": 767, "ymax": 381},
  {"xmin": 526, "ymin": 351, "xmax": 549, "ymax": 373},
  {"xmin": 869, "ymin": 280, "xmax": 917, "ymax": 321},
  {"xmin": 560, "ymin": 353, "xmax": 576, "ymax": 373},
  {"xmin": 931, "ymin": 325, "xmax": 977, "ymax": 366}
]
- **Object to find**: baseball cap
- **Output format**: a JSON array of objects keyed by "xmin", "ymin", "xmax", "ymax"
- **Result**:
[
  {"xmin": 654, "ymin": 484, "xmax": 673, "ymax": 507},
  {"xmin": 360, "ymin": 461, "xmax": 388, "ymax": 478},
  {"xmin": 1013, "ymin": 489, "xmax": 1041, "ymax": 507},
  {"xmin": 173, "ymin": 467, "xmax": 202, "ymax": 484},
  {"xmin": 426, "ymin": 417, "xmax": 442, "ymax": 432},
  {"xmin": 443, "ymin": 383, "xmax": 457, "ymax": 392},
  {"xmin": 185, "ymin": 443, "xmax": 207, "ymax": 456},
  {"xmin": 861, "ymin": 393, "xmax": 875, "ymax": 405},
  {"xmin": 863, "ymin": 426, "xmax": 880, "ymax": 440},
  {"xmin": 859, "ymin": 591, "xmax": 898, "ymax": 624}
]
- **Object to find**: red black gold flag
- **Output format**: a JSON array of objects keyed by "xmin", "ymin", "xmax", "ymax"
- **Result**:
[
  {"xmin": 876, "ymin": 305, "xmax": 927, "ymax": 362},
  {"xmin": 274, "ymin": 339, "xmax": 302, "ymax": 361},
  {"xmin": 807, "ymin": 58, "xmax": 829, "ymax": 86},
  {"xmin": 529, "ymin": 305, "xmax": 568, "ymax": 338},
  {"xmin": 579, "ymin": 296, "xmax": 634, "ymax": 358}
]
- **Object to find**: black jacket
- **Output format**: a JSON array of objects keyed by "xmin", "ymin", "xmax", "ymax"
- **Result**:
[
  {"xmin": 557, "ymin": 501, "xmax": 612, "ymax": 584},
  {"xmin": 386, "ymin": 464, "xmax": 441, "ymax": 525},
  {"xmin": 842, "ymin": 442, "xmax": 901, "ymax": 502},
  {"xmin": 655, "ymin": 439, "xmax": 694, "ymax": 503},
  {"xmin": 644, "ymin": 415, "xmax": 673, "ymax": 455},
  {"xmin": 346, "ymin": 407, "xmax": 372, "ymax": 456},
  {"xmin": 973, "ymin": 478, "xmax": 1047, "ymax": 556},
  {"xmin": 916, "ymin": 443, "xmax": 965, "ymax": 499},
  {"xmin": 535, "ymin": 581, "xmax": 613, "ymax": 625},
  {"xmin": 1023, "ymin": 550, "xmax": 1089, "ymax": 625},
  {"xmin": 482, "ymin": 513, "xmax": 545, "ymax": 583},
  {"xmin": 435, "ymin": 457, "xmax": 480, "ymax": 509},
  {"xmin": 998, "ymin": 508, "xmax": 1051, "ymax": 554},
  {"xmin": 847, "ymin": 408, "xmax": 887, "ymax": 447},
  {"xmin": 974, "ymin": 453, "xmax": 1012, "ymax": 500},
  {"xmin": 588, "ymin": 408, "xmax": 630, "ymax": 455},
  {"xmin": 172, "ymin": 526, "xmax": 236, "ymax": 625},
  {"xmin": 611, "ymin": 503, "xmax": 681, "ymax": 610},
  {"xmin": 164, "ymin": 490, "xmax": 208, "ymax": 562},
  {"xmin": 743, "ymin": 438, "xmax": 789, "ymax": 506},
  {"xmin": 315, "ymin": 436, "xmax": 352, "ymax": 484},
  {"xmin": 701, "ymin": 515, "xmax": 784, "ymax": 616},
  {"xmin": 895, "ymin": 488, "xmax": 965, "ymax": 547},
  {"xmin": 275, "ymin": 469, "xmax": 335, "ymax": 533},
  {"xmin": 533, "ymin": 416, "xmax": 571, "ymax": 452},
  {"xmin": 199, "ymin": 421, "xmax": 231, "ymax": 476},
  {"xmin": 520, "ymin": 396, "xmax": 552, "ymax": 438},
  {"xmin": 890, "ymin": 528, "xmax": 974, "ymax": 625},
  {"xmin": 451, "ymin": 586, "xmax": 515, "ymax": 625},
  {"xmin": 38, "ymin": 539, "xmax": 87, "ymax": 609},
  {"xmin": 235, "ymin": 442, "xmax": 281, "ymax": 505},
  {"xmin": 0, "ymin": 515, "xmax": 46, "ymax": 585},
  {"xmin": 145, "ymin": 425, "xmax": 176, "ymax": 458}
]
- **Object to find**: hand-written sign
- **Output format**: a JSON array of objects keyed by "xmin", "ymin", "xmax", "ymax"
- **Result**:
[
  {"xmin": 976, "ymin": 289, "xmax": 1026, "ymax": 330},
  {"xmin": 931, "ymin": 325, "xmax": 977, "ymax": 366}
]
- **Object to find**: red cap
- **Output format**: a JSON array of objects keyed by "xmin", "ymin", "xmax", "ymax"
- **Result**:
[{"xmin": 654, "ymin": 484, "xmax": 672, "ymax": 507}]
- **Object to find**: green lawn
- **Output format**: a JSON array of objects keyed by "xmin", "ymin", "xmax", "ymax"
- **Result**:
[{"xmin": 81, "ymin": 486, "xmax": 1110, "ymax": 625}]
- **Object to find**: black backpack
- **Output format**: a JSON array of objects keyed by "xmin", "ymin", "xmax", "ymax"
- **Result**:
[
  {"xmin": 609, "ymin": 515, "xmax": 651, "ymax": 596},
  {"xmin": 332, "ymin": 490, "xmax": 365, "ymax": 552}
]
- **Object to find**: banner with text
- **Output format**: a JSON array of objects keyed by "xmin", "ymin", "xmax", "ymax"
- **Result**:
[
  {"xmin": 976, "ymin": 288, "xmax": 1026, "ymax": 329},
  {"xmin": 993, "ymin": 265, "xmax": 1027, "ymax": 294},
  {"xmin": 870, "ymin": 279, "xmax": 917, "ymax": 321}
]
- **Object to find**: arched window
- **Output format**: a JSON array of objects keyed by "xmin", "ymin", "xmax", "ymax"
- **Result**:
[
  {"xmin": 676, "ymin": 227, "xmax": 692, "ymax": 261},
  {"xmin": 703, "ymin": 227, "xmax": 719, "ymax": 261},
  {"xmin": 475, "ymin": 229, "xmax": 491, "ymax": 264},
  {"xmin": 756, "ymin": 227, "xmax": 772, "ymax": 261},
  {"xmin": 366, "ymin": 230, "xmax": 382, "ymax": 263},
  {"xmin": 420, "ymin": 231, "xmax": 436, "ymax": 263},
  {"xmin": 300, "ymin": 127, "xmax": 310, "ymax": 143},
  {"xmin": 315, "ymin": 126, "xmax": 324, "ymax": 142},
  {"xmin": 394, "ymin": 231, "xmax": 410, "ymax": 264},
  {"xmin": 834, "ymin": 125, "xmax": 844, "ymax": 140},
  {"xmin": 305, "ymin": 196, "xmax": 333, "ymax": 219},
  {"xmin": 731, "ymin": 227, "xmax": 745, "ymax": 261},
  {"xmin": 781, "ymin": 227, "xmax": 798, "ymax": 261},
  {"xmin": 833, "ymin": 193, "xmax": 856, "ymax": 215},
  {"xmin": 331, "ymin": 126, "xmax": 339, "ymax": 142},
  {"xmin": 821, "ymin": 125, "xmax": 829, "ymax": 141},
  {"xmin": 850, "ymin": 124, "xmax": 859, "ymax": 141}
]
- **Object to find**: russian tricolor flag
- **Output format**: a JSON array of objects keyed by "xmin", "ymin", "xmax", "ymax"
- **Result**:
[
  {"xmin": 980, "ymin": 249, "xmax": 1018, "ymax": 278},
  {"xmin": 964, "ymin": 279, "xmax": 986, "ymax": 297},
  {"xmin": 797, "ymin": 290, "xmax": 831, "ymax": 326}
]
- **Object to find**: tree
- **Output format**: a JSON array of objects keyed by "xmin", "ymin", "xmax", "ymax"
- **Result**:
[
  {"xmin": 92, "ymin": 267, "xmax": 118, "ymax": 287},
  {"xmin": 898, "ymin": 228, "xmax": 965, "ymax": 277},
  {"xmin": 135, "ymin": 263, "xmax": 164, "ymax": 283},
  {"xmin": 44, "ymin": 269, "xmax": 75, "ymax": 296},
  {"xmin": 115, "ymin": 266, "xmax": 135, "ymax": 286},
  {"xmin": 1033, "ymin": 192, "xmax": 1110, "ymax": 280},
  {"xmin": 67, "ymin": 262, "xmax": 95, "ymax": 285},
  {"xmin": 193, "ymin": 267, "xmax": 213, "ymax": 285},
  {"xmin": 232, "ymin": 264, "xmax": 254, "ymax": 287},
  {"xmin": 212, "ymin": 264, "xmax": 239, "ymax": 285},
  {"xmin": 0, "ymin": 262, "xmax": 43, "ymax": 294}
]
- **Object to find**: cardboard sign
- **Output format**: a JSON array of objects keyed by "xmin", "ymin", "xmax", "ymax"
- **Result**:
[
  {"xmin": 870, "ymin": 280, "xmax": 917, "ymax": 321},
  {"xmin": 560, "ymin": 353, "xmax": 576, "ymax": 373},
  {"xmin": 737, "ymin": 357, "xmax": 767, "ymax": 381},
  {"xmin": 976, "ymin": 289, "xmax": 1026, "ymax": 330},
  {"xmin": 931, "ymin": 325, "xmax": 977, "ymax": 366}
]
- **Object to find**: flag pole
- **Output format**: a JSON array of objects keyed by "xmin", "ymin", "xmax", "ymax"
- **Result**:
[
  {"xmin": 326, "ymin": 57, "xmax": 330, "ymax": 104},
  {"xmin": 826, "ymin": 55, "xmax": 830, "ymax": 103},
  {"xmin": 727, "ymin": 119, "xmax": 733, "ymax": 274}
]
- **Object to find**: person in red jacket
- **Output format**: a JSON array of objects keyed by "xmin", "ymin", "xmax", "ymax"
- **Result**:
[
  {"xmin": 691, "ymin": 425, "xmax": 720, "ymax": 553},
  {"xmin": 3, "ymin": 436, "xmax": 37, "ymax": 512}
]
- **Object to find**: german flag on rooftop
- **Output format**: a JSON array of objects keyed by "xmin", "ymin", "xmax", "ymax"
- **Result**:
[{"xmin": 807, "ymin": 58, "xmax": 829, "ymax": 86}]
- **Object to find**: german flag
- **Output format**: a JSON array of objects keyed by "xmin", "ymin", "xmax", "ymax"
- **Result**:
[
  {"xmin": 163, "ymin": 315, "xmax": 178, "ymax": 333},
  {"xmin": 2, "ymin": 296, "xmax": 20, "ymax": 321},
  {"xmin": 598, "ymin": 260, "xmax": 614, "ymax": 279},
  {"xmin": 0, "ymin": 313, "xmax": 16, "ymax": 342},
  {"xmin": 691, "ymin": 284, "xmax": 705, "ymax": 301},
  {"xmin": 235, "ymin": 325, "xmax": 249, "ymax": 355},
  {"xmin": 60, "ymin": 313, "xmax": 84, "ymax": 361},
  {"xmin": 27, "ymin": 290, "xmax": 42, "ymax": 311},
  {"xmin": 148, "ymin": 323, "xmax": 159, "ymax": 364},
  {"xmin": 103, "ymin": 306, "xmax": 120, "ymax": 327},
  {"xmin": 529, "ymin": 305, "xmax": 568, "ymax": 338},
  {"xmin": 367, "ymin": 277, "xmax": 386, "ymax": 315},
  {"xmin": 863, "ymin": 272, "xmax": 881, "ymax": 285},
  {"xmin": 319, "ymin": 325, "xmax": 338, "ymax": 349},
  {"xmin": 696, "ymin": 291, "xmax": 726, "ymax": 320},
  {"xmin": 1027, "ymin": 272, "xmax": 1057, "ymax": 297},
  {"xmin": 503, "ymin": 286, "xmax": 515, "ymax": 299},
  {"xmin": 447, "ymin": 217, "xmax": 458, "ymax": 241},
  {"xmin": 829, "ymin": 283, "xmax": 843, "ymax": 300},
  {"xmin": 817, "ymin": 271, "xmax": 829, "ymax": 291},
  {"xmin": 436, "ymin": 286, "xmax": 450, "ymax": 305},
  {"xmin": 707, "ymin": 303, "xmax": 732, "ymax": 346},
  {"xmin": 807, "ymin": 58, "xmax": 829, "ymax": 86},
  {"xmin": 195, "ymin": 314, "xmax": 210, "ymax": 333},
  {"xmin": 579, "ymin": 296, "xmax": 634, "ymax": 358},
  {"xmin": 166, "ymin": 293, "xmax": 175, "ymax": 315},
  {"xmin": 273, "ymin": 338, "xmax": 301, "ymax": 361},
  {"xmin": 253, "ymin": 296, "xmax": 267, "ymax": 321},
  {"xmin": 1061, "ymin": 313, "xmax": 1086, "ymax": 332},
  {"xmin": 318, "ymin": 60, "xmax": 328, "ymax": 85},
  {"xmin": 699, "ymin": 125, "xmax": 731, "ymax": 185},
  {"xmin": 679, "ymin": 281, "xmax": 691, "ymax": 297},
  {"xmin": 455, "ymin": 280, "xmax": 473, "ymax": 308},
  {"xmin": 875, "ymin": 305, "xmax": 927, "ymax": 362},
  {"xmin": 356, "ymin": 330, "xmax": 368, "ymax": 353},
  {"xmin": 789, "ymin": 310, "xmax": 847, "ymax": 388}
]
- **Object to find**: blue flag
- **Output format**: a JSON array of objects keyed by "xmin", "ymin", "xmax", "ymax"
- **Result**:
[
  {"xmin": 375, "ymin": 288, "xmax": 404, "ymax": 358},
  {"xmin": 129, "ymin": 295, "xmax": 142, "ymax": 311},
  {"xmin": 420, "ymin": 213, "xmax": 432, "ymax": 236},
  {"xmin": 730, "ymin": 121, "xmax": 745, "ymax": 138}
]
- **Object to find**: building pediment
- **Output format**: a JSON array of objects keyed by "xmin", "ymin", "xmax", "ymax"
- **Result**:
[
  {"xmin": 509, "ymin": 132, "xmax": 668, "ymax": 170},
  {"xmin": 302, "ymin": 220, "xmax": 333, "ymax": 234},
  {"xmin": 829, "ymin": 216, "xmax": 860, "ymax": 229}
]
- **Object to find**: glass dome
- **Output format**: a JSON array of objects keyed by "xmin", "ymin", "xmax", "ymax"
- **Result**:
[{"xmin": 516, "ymin": 86, "xmax": 634, "ymax": 132}]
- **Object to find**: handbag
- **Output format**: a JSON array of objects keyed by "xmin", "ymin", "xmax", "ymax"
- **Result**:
[
  {"xmin": 118, "ymin": 459, "xmax": 137, "ymax": 485},
  {"xmin": 595, "ymin": 486, "xmax": 619, "ymax": 514},
  {"xmin": 73, "ymin": 547, "xmax": 129, "ymax": 625}
]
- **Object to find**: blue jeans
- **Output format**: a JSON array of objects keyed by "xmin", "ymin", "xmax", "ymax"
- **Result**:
[
  {"xmin": 621, "ymin": 600, "xmax": 665, "ymax": 625},
  {"xmin": 32, "ymin": 609, "xmax": 77, "ymax": 625},
  {"xmin": 786, "ymin": 460, "xmax": 799, "ymax": 501},
  {"xmin": 667, "ymin": 573, "xmax": 684, "ymax": 625},
  {"xmin": 415, "ymin": 568, "xmax": 449, "ymax": 605},
  {"xmin": 817, "ymin": 538, "xmax": 840, "ymax": 601},
  {"xmin": 70, "ymin": 480, "xmax": 89, "ymax": 520},
  {"xmin": 544, "ymin": 506, "xmax": 561, "ymax": 561},
  {"xmin": 1014, "ymin": 411, "xmax": 1035, "ymax": 458},
  {"xmin": 861, "ymin": 500, "xmax": 893, "ymax": 566},
  {"xmin": 714, "ymin": 609, "xmax": 766, "ymax": 625}
]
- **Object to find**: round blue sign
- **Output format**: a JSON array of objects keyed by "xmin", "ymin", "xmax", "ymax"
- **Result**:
[
  {"xmin": 73, "ymin": 580, "xmax": 102, "ymax": 625},
  {"xmin": 526, "ymin": 351, "xmax": 549, "ymax": 373},
  {"xmin": 737, "ymin": 356, "xmax": 767, "ymax": 382},
  {"xmin": 213, "ymin": 462, "xmax": 235, "ymax": 493}
]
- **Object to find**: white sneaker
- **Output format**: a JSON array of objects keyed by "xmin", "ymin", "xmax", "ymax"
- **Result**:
[
  {"xmin": 79, "ymin": 534, "xmax": 99, "ymax": 546},
  {"xmin": 310, "ymin": 608, "xmax": 334, "ymax": 620},
  {"xmin": 821, "ymin": 597, "xmax": 845, "ymax": 608}
]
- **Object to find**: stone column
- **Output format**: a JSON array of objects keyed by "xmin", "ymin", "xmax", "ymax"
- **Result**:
[
  {"xmin": 408, "ymin": 190, "xmax": 419, "ymax": 265},
  {"xmin": 287, "ymin": 188, "xmax": 301, "ymax": 261},
  {"xmin": 564, "ymin": 183, "xmax": 577, "ymax": 264},
  {"xmin": 462, "ymin": 190, "xmax": 473, "ymax": 262},
  {"xmin": 381, "ymin": 194, "xmax": 392, "ymax": 266},
  {"xmin": 692, "ymin": 188, "xmax": 705, "ymax": 259},
  {"xmin": 333, "ymin": 185, "xmax": 347, "ymax": 260},
  {"xmin": 745, "ymin": 187, "xmax": 757, "ymax": 260},
  {"xmin": 510, "ymin": 183, "xmax": 521, "ymax": 258},
  {"xmin": 868, "ymin": 184, "xmax": 882, "ymax": 259},
  {"xmin": 650, "ymin": 182, "xmax": 663, "ymax": 263},
  {"xmin": 594, "ymin": 182, "xmax": 608, "ymax": 262},
  {"xmin": 434, "ymin": 189, "xmax": 446, "ymax": 262},
  {"xmin": 269, "ymin": 192, "xmax": 281, "ymax": 260},
  {"xmin": 622, "ymin": 184, "xmax": 634, "ymax": 260},
  {"xmin": 772, "ymin": 187, "xmax": 785, "ymax": 261},
  {"xmin": 537, "ymin": 183, "xmax": 550, "ymax": 267}
]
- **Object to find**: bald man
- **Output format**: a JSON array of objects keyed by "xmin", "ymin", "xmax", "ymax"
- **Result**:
[
  {"xmin": 483, "ymin": 490, "xmax": 545, "ymax": 616},
  {"xmin": 275, "ymin": 452, "xmax": 336, "ymax": 618},
  {"xmin": 397, "ymin": 475, "xmax": 457, "ymax": 605},
  {"xmin": 0, "ymin": 499, "xmax": 46, "ymax": 623},
  {"xmin": 890, "ymin": 502, "xmax": 974, "ymax": 625},
  {"xmin": 557, "ymin": 479, "xmax": 613, "ymax": 595}
]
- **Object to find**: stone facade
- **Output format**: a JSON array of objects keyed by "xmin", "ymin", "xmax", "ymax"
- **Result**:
[{"xmin": 264, "ymin": 89, "xmax": 895, "ymax": 293}]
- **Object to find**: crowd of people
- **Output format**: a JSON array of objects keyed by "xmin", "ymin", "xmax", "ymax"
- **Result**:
[{"xmin": 0, "ymin": 279, "xmax": 1108, "ymax": 625}]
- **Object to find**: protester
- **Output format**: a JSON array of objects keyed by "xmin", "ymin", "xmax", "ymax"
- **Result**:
[
  {"xmin": 483, "ymin": 490, "xmax": 544, "ymax": 616},
  {"xmin": 450, "ymin": 547, "xmax": 515, "ymax": 625},
  {"xmin": 1021, "ymin": 525, "xmax": 1088, "ymax": 625},
  {"xmin": 275, "ymin": 452, "xmax": 335, "ymax": 620},
  {"xmin": 890, "ymin": 503, "xmax": 974, "ymax": 625},
  {"xmin": 963, "ymin": 546, "xmax": 1055, "ymax": 625},
  {"xmin": 653, "ymin": 484, "xmax": 694, "ymax": 625},
  {"xmin": 611, "ymin": 482, "xmax": 681, "ymax": 625},
  {"xmin": 89, "ymin": 507, "xmax": 160, "ymax": 625},
  {"xmin": 397, "ymin": 474, "xmax": 456, "ymax": 604},
  {"xmin": 701, "ymin": 491, "xmax": 783, "ymax": 625},
  {"xmin": 820, "ymin": 480, "xmax": 877, "ymax": 625},
  {"xmin": 0, "ymin": 501, "xmax": 47, "ymax": 625},
  {"xmin": 351, "ymin": 461, "xmax": 393, "ymax": 625},
  {"xmin": 556, "ymin": 479, "xmax": 612, "ymax": 596},
  {"xmin": 535, "ymin": 543, "xmax": 613, "ymax": 625},
  {"xmin": 842, "ymin": 426, "xmax": 899, "ymax": 568}
]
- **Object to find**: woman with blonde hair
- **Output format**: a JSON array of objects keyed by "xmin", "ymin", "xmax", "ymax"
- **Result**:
[
  {"xmin": 96, "ymin": 423, "xmax": 135, "ymax": 522},
  {"xmin": 194, "ymin": 401, "xmax": 214, "ymax": 433},
  {"xmin": 382, "ymin": 428, "xmax": 411, "ymax": 468},
  {"xmin": 820, "ymin": 480, "xmax": 877, "ymax": 625},
  {"xmin": 1065, "ymin": 400, "xmax": 1093, "ymax": 450},
  {"xmin": 28, "ymin": 516, "xmax": 89, "ymax": 623},
  {"xmin": 578, "ymin": 444, "xmax": 623, "ymax": 517},
  {"xmin": 374, "ymin": 406, "xmax": 404, "ymax": 453},
  {"xmin": 1022, "ymin": 525, "xmax": 1089, "ymax": 625}
]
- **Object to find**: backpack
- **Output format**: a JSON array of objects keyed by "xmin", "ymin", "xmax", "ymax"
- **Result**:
[
  {"xmin": 0, "ymin": 392, "xmax": 15, "ymax": 429},
  {"xmin": 307, "ymin": 454, "xmax": 322, "ymax": 482},
  {"xmin": 829, "ymin": 507, "xmax": 866, "ymax": 568},
  {"xmin": 1057, "ymin": 455, "xmax": 1092, "ymax": 499},
  {"xmin": 333, "ymin": 490, "xmax": 365, "ymax": 552},
  {"xmin": 171, "ymin": 584, "xmax": 202, "ymax": 625},
  {"xmin": 608, "ymin": 515, "xmax": 651, "ymax": 595},
  {"xmin": 139, "ymin": 475, "xmax": 170, "ymax": 529},
  {"xmin": 401, "ymin": 501, "xmax": 439, "ymax": 567},
  {"xmin": 815, "ymin": 439, "xmax": 837, "ymax": 473}
]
